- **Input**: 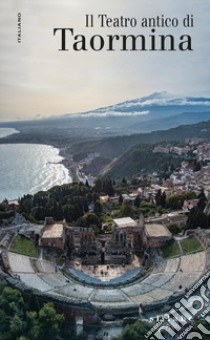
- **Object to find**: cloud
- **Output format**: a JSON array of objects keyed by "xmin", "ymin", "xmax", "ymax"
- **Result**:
[
  {"xmin": 69, "ymin": 110, "xmax": 150, "ymax": 118},
  {"xmin": 97, "ymin": 92, "xmax": 210, "ymax": 110},
  {"xmin": 0, "ymin": 1, "xmax": 210, "ymax": 121}
]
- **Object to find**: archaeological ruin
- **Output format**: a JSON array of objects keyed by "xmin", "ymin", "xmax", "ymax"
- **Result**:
[{"xmin": 0, "ymin": 214, "xmax": 209, "ymax": 328}]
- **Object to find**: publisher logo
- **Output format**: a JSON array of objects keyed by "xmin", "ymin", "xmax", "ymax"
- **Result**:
[{"xmin": 145, "ymin": 271, "xmax": 210, "ymax": 339}]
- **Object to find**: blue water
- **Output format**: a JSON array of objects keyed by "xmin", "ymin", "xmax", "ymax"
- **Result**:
[{"xmin": 0, "ymin": 129, "xmax": 72, "ymax": 201}]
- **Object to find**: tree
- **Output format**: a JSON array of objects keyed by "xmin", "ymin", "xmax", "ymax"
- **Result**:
[
  {"xmin": 53, "ymin": 201, "xmax": 63, "ymax": 220},
  {"xmin": 103, "ymin": 178, "xmax": 114, "ymax": 196},
  {"xmin": 94, "ymin": 177, "xmax": 114, "ymax": 196},
  {"xmin": 186, "ymin": 208, "xmax": 209, "ymax": 229},
  {"xmin": 31, "ymin": 206, "xmax": 46, "ymax": 221},
  {"xmin": 19, "ymin": 195, "xmax": 34, "ymax": 214},
  {"xmin": 118, "ymin": 320, "xmax": 152, "ymax": 340},
  {"xmin": 77, "ymin": 213, "xmax": 102, "ymax": 231},
  {"xmin": 0, "ymin": 286, "xmax": 24, "ymax": 317},
  {"xmin": 24, "ymin": 311, "xmax": 40, "ymax": 339},
  {"xmin": 120, "ymin": 202, "xmax": 135, "ymax": 218},
  {"xmin": 156, "ymin": 189, "xmax": 166, "ymax": 207},
  {"xmin": 122, "ymin": 177, "xmax": 127, "ymax": 186},
  {"xmin": 167, "ymin": 195, "xmax": 183, "ymax": 210},
  {"xmin": 194, "ymin": 160, "xmax": 202, "ymax": 172},
  {"xmin": 197, "ymin": 188, "xmax": 207, "ymax": 211},
  {"xmin": 38, "ymin": 303, "xmax": 64, "ymax": 340},
  {"xmin": 18, "ymin": 182, "xmax": 93, "ymax": 222},
  {"xmin": 94, "ymin": 178, "xmax": 103, "ymax": 193},
  {"xmin": 134, "ymin": 196, "xmax": 141, "ymax": 208},
  {"xmin": 183, "ymin": 190, "xmax": 196, "ymax": 200},
  {"xmin": 197, "ymin": 188, "xmax": 206, "ymax": 200},
  {"xmin": 10, "ymin": 314, "xmax": 25, "ymax": 339},
  {"xmin": 63, "ymin": 204, "xmax": 74, "ymax": 223},
  {"xmin": 94, "ymin": 200, "xmax": 103, "ymax": 215},
  {"xmin": 155, "ymin": 189, "xmax": 161, "ymax": 206},
  {"xmin": 0, "ymin": 309, "xmax": 8, "ymax": 335},
  {"xmin": 160, "ymin": 191, "xmax": 166, "ymax": 208},
  {"xmin": 131, "ymin": 176, "xmax": 139, "ymax": 185},
  {"xmin": 0, "ymin": 285, "xmax": 65, "ymax": 340},
  {"xmin": 118, "ymin": 194, "xmax": 123, "ymax": 205}
]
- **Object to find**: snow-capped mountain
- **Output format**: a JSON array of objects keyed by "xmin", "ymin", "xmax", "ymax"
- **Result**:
[
  {"xmin": 56, "ymin": 92, "xmax": 210, "ymax": 135},
  {"xmin": 62, "ymin": 92, "xmax": 210, "ymax": 119},
  {"xmin": 3, "ymin": 92, "xmax": 210, "ymax": 138}
]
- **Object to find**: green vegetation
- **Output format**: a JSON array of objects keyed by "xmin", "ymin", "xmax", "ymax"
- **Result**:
[
  {"xmin": 19, "ymin": 180, "xmax": 114, "ymax": 224},
  {"xmin": 180, "ymin": 235, "xmax": 203, "ymax": 254},
  {"xmin": 161, "ymin": 240, "xmax": 180, "ymax": 259},
  {"xmin": 94, "ymin": 177, "xmax": 114, "ymax": 196},
  {"xmin": 18, "ymin": 180, "xmax": 195, "ymax": 229},
  {"xmin": 10, "ymin": 235, "xmax": 38, "ymax": 258},
  {"xmin": 118, "ymin": 320, "xmax": 152, "ymax": 340},
  {"xmin": 67, "ymin": 120, "xmax": 210, "ymax": 172},
  {"xmin": 19, "ymin": 182, "xmax": 93, "ymax": 223},
  {"xmin": 18, "ymin": 180, "xmax": 160, "ymax": 227},
  {"xmin": 0, "ymin": 284, "xmax": 65, "ymax": 340},
  {"xmin": 0, "ymin": 202, "xmax": 16, "ymax": 223},
  {"xmin": 107, "ymin": 144, "xmax": 183, "ymax": 178},
  {"xmin": 186, "ymin": 208, "xmax": 209, "ymax": 229},
  {"xmin": 166, "ymin": 190, "xmax": 196, "ymax": 210},
  {"xmin": 0, "ymin": 210, "xmax": 15, "ymax": 219},
  {"xmin": 167, "ymin": 223, "xmax": 183, "ymax": 235},
  {"xmin": 77, "ymin": 212, "xmax": 102, "ymax": 234}
]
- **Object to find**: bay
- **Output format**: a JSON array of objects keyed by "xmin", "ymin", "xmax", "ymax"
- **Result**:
[
  {"xmin": 0, "ymin": 143, "xmax": 72, "ymax": 202},
  {"xmin": 0, "ymin": 127, "xmax": 19, "ymax": 138}
]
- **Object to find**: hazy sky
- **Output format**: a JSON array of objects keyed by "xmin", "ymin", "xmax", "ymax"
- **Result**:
[{"xmin": 0, "ymin": 0, "xmax": 210, "ymax": 121}]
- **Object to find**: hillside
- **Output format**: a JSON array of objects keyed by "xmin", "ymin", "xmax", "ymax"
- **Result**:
[
  {"xmin": 104, "ymin": 144, "xmax": 183, "ymax": 178},
  {"xmin": 69, "ymin": 120, "xmax": 210, "ymax": 161},
  {"xmin": 130, "ymin": 111, "xmax": 210, "ymax": 132},
  {"xmin": 1, "ymin": 114, "xmax": 210, "ymax": 181}
]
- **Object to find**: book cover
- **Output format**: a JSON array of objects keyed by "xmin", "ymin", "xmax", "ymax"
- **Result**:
[{"xmin": 0, "ymin": 1, "xmax": 210, "ymax": 339}]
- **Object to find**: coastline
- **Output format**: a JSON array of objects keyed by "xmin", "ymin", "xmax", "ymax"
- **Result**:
[
  {"xmin": 0, "ymin": 127, "xmax": 96, "ymax": 188},
  {"xmin": 0, "ymin": 142, "xmax": 72, "ymax": 202},
  {"xmin": 59, "ymin": 147, "xmax": 78, "ymax": 182},
  {"xmin": 60, "ymin": 147, "xmax": 96, "ymax": 186},
  {"xmin": 0, "ymin": 128, "xmax": 19, "ymax": 139}
]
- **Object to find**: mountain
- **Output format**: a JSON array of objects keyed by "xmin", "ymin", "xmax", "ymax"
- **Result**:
[
  {"xmin": 129, "ymin": 111, "xmax": 210, "ymax": 132},
  {"xmin": 72, "ymin": 91, "xmax": 210, "ymax": 117},
  {"xmin": 74, "ymin": 92, "xmax": 210, "ymax": 134},
  {"xmin": 1, "ymin": 92, "xmax": 210, "ymax": 138}
]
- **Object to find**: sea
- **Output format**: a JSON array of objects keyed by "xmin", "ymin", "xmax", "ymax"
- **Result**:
[{"xmin": 0, "ymin": 128, "xmax": 72, "ymax": 202}]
